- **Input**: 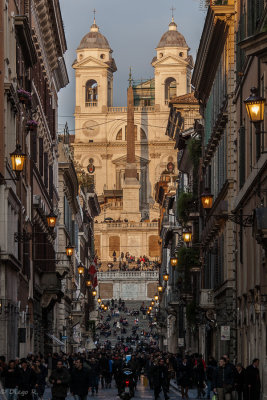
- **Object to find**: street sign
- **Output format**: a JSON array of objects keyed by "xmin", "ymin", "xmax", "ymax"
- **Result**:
[
  {"xmin": 221, "ymin": 326, "xmax": 230, "ymax": 341},
  {"xmin": 61, "ymin": 336, "xmax": 68, "ymax": 340}
]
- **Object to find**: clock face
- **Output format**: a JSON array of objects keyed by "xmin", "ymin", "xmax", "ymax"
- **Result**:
[{"xmin": 82, "ymin": 120, "xmax": 100, "ymax": 136}]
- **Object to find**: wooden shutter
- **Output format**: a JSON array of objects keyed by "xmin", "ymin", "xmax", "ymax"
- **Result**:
[
  {"xmin": 44, "ymin": 153, "xmax": 48, "ymax": 188},
  {"xmin": 39, "ymin": 138, "xmax": 43, "ymax": 176}
]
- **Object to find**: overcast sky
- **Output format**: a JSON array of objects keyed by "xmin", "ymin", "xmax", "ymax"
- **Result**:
[{"xmin": 58, "ymin": 0, "xmax": 206, "ymax": 134}]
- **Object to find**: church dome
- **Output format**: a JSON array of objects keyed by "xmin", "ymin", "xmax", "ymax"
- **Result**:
[
  {"xmin": 78, "ymin": 20, "xmax": 110, "ymax": 50},
  {"xmin": 157, "ymin": 19, "xmax": 188, "ymax": 48}
]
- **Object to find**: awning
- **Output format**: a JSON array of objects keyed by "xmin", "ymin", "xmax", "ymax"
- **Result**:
[{"xmin": 46, "ymin": 333, "xmax": 65, "ymax": 346}]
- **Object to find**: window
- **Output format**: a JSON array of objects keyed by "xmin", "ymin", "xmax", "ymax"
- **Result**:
[
  {"xmin": 100, "ymin": 54, "xmax": 105, "ymax": 59},
  {"xmin": 116, "ymin": 129, "xmax": 122, "ymax": 140},
  {"xmin": 85, "ymin": 80, "xmax": 98, "ymax": 105},
  {"xmin": 109, "ymin": 236, "xmax": 120, "ymax": 257},
  {"xmin": 149, "ymin": 236, "xmax": 160, "ymax": 257},
  {"xmin": 165, "ymin": 77, "xmax": 176, "ymax": 101}
]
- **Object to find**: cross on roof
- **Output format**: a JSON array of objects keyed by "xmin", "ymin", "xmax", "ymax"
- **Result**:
[
  {"xmin": 93, "ymin": 8, "xmax": 96, "ymax": 23},
  {"xmin": 170, "ymin": 6, "xmax": 176, "ymax": 19}
]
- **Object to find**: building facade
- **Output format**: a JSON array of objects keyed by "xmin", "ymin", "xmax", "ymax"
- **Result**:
[{"xmin": 72, "ymin": 16, "xmax": 193, "ymax": 267}]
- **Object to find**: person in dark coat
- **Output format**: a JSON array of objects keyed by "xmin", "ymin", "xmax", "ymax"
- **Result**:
[
  {"xmin": 179, "ymin": 357, "xmax": 192, "ymax": 399},
  {"xmin": 151, "ymin": 358, "xmax": 169, "ymax": 400},
  {"xmin": 144, "ymin": 355, "xmax": 154, "ymax": 389},
  {"xmin": 213, "ymin": 357, "xmax": 234, "ymax": 400},
  {"xmin": 245, "ymin": 359, "xmax": 261, "ymax": 400},
  {"xmin": 32, "ymin": 360, "xmax": 47, "ymax": 400},
  {"xmin": 17, "ymin": 359, "xmax": 37, "ymax": 400},
  {"xmin": 234, "ymin": 363, "xmax": 245, "ymax": 400},
  {"xmin": 70, "ymin": 358, "xmax": 90, "ymax": 400},
  {"xmin": 49, "ymin": 359, "xmax": 70, "ymax": 400},
  {"xmin": 2, "ymin": 360, "xmax": 20, "ymax": 400},
  {"xmin": 194, "ymin": 357, "xmax": 206, "ymax": 398},
  {"xmin": 88, "ymin": 357, "xmax": 100, "ymax": 395},
  {"xmin": 206, "ymin": 356, "xmax": 217, "ymax": 399}
]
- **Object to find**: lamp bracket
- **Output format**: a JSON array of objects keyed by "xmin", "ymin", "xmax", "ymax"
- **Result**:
[{"xmin": 214, "ymin": 213, "xmax": 253, "ymax": 227}]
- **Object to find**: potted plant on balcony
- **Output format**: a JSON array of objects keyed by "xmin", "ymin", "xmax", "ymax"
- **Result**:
[
  {"xmin": 17, "ymin": 89, "xmax": 31, "ymax": 104},
  {"xmin": 177, "ymin": 192, "xmax": 194, "ymax": 224},
  {"xmin": 26, "ymin": 119, "xmax": 38, "ymax": 131}
]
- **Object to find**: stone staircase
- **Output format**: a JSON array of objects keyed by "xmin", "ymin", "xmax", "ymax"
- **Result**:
[{"xmin": 98, "ymin": 300, "xmax": 154, "ymax": 346}]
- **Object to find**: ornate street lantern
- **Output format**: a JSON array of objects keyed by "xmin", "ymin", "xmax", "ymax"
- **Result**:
[
  {"xmin": 154, "ymin": 295, "xmax": 159, "ymax": 301},
  {"xmin": 92, "ymin": 290, "xmax": 97, "ymax": 297},
  {"xmin": 147, "ymin": 310, "xmax": 150, "ymax": 315},
  {"xmin": 10, "ymin": 144, "xmax": 27, "ymax": 174},
  {"xmin": 77, "ymin": 263, "xmax": 85, "ymax": 275},
  {"xmin": 104, "ymin": 306, "xmax": 108, "ymax": 311},
  {"xmin": 151, "ymin": 301, "xmax": 155, "ymax": 306},
  {"xmin": 66, "ymin": 244, "xmax": 75, "ymax": 257},
  {"xmin": 149, "ymin": 306, "xmax": 153, "ymax": 311},
  {"xmin": 244, "ymin": 87, "xmax": 265, "ymax": 125},
  {"xmin": 163, "ymin": 273, "xmax": 169, "ymax": 282},
  {"xmin": 170, "ymin": 257, "xmax": 178, "ymax": 267},
  {"xmin": 46, "ymin": 210, "xmax": 57, "ymax": 228},
  {"xmin": 85, "ymin": 279, "xmax": 92, "ymax": 287},
  {"xmin": 97, "ymin": 297, "xmax": 102, "ymax": 304},
  {"xmin": 201, "ymin": 192, "xmax": 213, "ymax": 209},
  {"xmin": 101, "ymin": 304, "xmax": 105, "ymax": 309},
  {"xmin": 158, "ymin": 285, "xmax": 163, "ymax": 293},
  {"xmin": 182, "ymin": 228, "xmax": 192, "ymax": 243}
]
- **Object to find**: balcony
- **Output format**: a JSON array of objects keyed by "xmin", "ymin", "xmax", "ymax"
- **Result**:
[
  {"xmin": 85, "ymin": 102, "xmax": 98, "ymax": 107},
  {"xmin": 199, "ymin": 289, "xmax": 214, "ymax": 308}
]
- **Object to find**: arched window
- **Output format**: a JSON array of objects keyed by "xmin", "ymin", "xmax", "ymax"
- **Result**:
[
  {"xmin": 116, "ymin": 129, "xmax": 122, "ymax": 140},
  {"xmin": 165, "ymin": 77, "xmax": 176, "ymax": 101},
  {"xmin": 140, "ymin": 128, "xmax": 147, "ymax": 140},
  {"xmin": 85, "ymin": 80, "xmax": 98, "ymax": 107}
]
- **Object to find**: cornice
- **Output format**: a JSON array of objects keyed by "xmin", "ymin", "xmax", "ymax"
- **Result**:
[{"xmin": 72, "ymin": 141, "xmax": 175, "ymax": 148}]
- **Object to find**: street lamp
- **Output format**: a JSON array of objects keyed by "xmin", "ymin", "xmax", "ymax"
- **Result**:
[
  {"xmin": 92, "ymin": 290, "xmax": 97, "ymax": 297},
  {"xmin": 101, "ymin": 304, "xmax": 105, "ymax": 309},
  {"xmin": 66, "ymin": 244, "xmax": 75, "ymax": 258},
  {"xmin": 77, "ymin": 263, "xmax": 85, "ymax": 275},
  {"xmin": 182, "ymin": 227, "xmax": 192, "ymax": 243},
  {"xmin": 163, "ymin": 273, "xmax": 169, "ymax": 282},
  {"xmin": 149, "ymin": 306, "xmax": 153, "ymax": 311},
  {"xmin": 158, "ymin": 285, "xmax": 163, "ymax": 293},
  {"xmin": 85, "ymin": 279, "xmax": 92, "ymax": 287},
  {"xmin": 104, "ymin": 306, "xmax": 108, "ymax": 311},
  {"xmin": 154, "ymin": 294, "xmax": 159, "ymax": 301},
  {"xmin": 151, "ymin": 300, "xmax": 155, "ymax": 306},
  {"xmin": 46, "ymin": 210, "xmax": 57, "ymax": 228},
  {"xmin": 201, "ymin": 191, "xmax": 213, "ymax": 209},
  {"xmin": 97, "ymin": 297, "xmax": 102, "ymax": 304},
  {"xmin": 244, "ymin": 87, "xmax": 265, "ymax": 126},
  {"xmin": 170, "ymin": 257, "xmax": 178, "ymax": 267},
  {"xmin": 10, "ymin": 144, "xmax": 27, "ymax": 175}
]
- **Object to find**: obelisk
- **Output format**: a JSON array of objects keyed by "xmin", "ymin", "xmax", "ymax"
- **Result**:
[{"xmin": 121, "ymin": 70, "xmax": 141, "ymax": 222}]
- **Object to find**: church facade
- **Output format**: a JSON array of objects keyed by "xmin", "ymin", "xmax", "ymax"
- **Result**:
[{"xmin": 72, "ymin": 17, "xmax": 194, "ymax": 263}]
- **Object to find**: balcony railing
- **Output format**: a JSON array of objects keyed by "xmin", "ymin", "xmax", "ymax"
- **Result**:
[
  {"xmin": 97, "ymin": 271, "xmax": 159, "ymax": 280},
  {"xmin": 199, "ymin": 289, "xmax": 214, "ymax": 308},
  {"xmin": 85, "ymin": 102, "xmax": 98, "ymax": 107},
  {"xmin": 107, "ymin": 106, "xmax": 155, "ymax": 113}
]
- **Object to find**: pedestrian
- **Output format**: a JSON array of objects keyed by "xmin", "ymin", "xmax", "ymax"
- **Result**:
[
  {"xmin": 70, "ymin": 358, "xmax": 90, "ymax": 400},
  {"xmin": 32, "ymin": 360, "xmax": 47, "ymax": 400},
  {"xmin": 152, "ymin": 358, "xmax": 169, "ymax": 400},
  {"xmin": 88, "ymin": 357, "xmax": 100, "ymax": 396},
  {"xmin": 49, "ymin": 359, "xmax": 70, "ymax": 400},
  {"xmin": 17, "ymin": 359, "xmax": 37, "ymax": 400},
  {"xmin": 113, "ymin": 250, "xmax": 116, "ymax": 262},
  {"xmin": 213, "ymin": 357, "xmax": 234, "ymax": 400},
  {"xmin": 121, "ymin": 252, "xmax": 124, "ymax": 260},
  {"xmin": 234, "ymin": 363, "xmax": 245, "ymax": 400},
  {"xmin": 178, "ymin": 357, "xmax": 192, "ymax": 399},
  {"xmin": 194, "ymin": 357, "xmax": 206, "ymax": 398},
  {"xmin": 206, "ymin": 356, "xmax": 217, "ymax": 399},
  {"xmin": 245, "ymin": 359, "xmax": 261, "ymax": 400},
  {"xmin": 2, "ymin": 360, "xmax": 19, "ymax": 400}
]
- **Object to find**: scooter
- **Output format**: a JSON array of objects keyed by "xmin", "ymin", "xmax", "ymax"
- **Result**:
[{"xmin": 119, "ymin": 368, "xmax": 135, "ymax": 400}]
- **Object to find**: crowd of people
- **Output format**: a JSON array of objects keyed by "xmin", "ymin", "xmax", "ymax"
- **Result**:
[
  {"xmin": 97, "ymin": 252, "xmax": 160, "ymax": 272},
  {"xmin": 0, "ymin": 348, "xmax": 261, "ymax": 400}
]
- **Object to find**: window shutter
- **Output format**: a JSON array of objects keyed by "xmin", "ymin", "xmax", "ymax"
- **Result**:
[
  {"xmin": 44, "ymin": 153, "xmax": 48, "ymax": 188},
  {"xmin": 239, "ymin": 126, "xmax": 245, "ymax": 188},
  {"xmin": 49, "ymin": 165, "xmax": 53, "ymax": 200},
  {"xmin": 39, "ymin": 138, "xmax": 43, "ymax": 176}
]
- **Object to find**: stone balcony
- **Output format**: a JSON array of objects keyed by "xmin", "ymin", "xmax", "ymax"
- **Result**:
[
  {"xmin": 98, "ymin": 270, "xmax": 159, "ymax": 281},
  {"xmin": 199, "ymin": 289, "xmax": 214, "ymax": 309}
]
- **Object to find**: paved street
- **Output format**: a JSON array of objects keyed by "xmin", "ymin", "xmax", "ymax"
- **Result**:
[{"xmin": 42, "ymin": 381, "xmax": 189, "ymax": 400}]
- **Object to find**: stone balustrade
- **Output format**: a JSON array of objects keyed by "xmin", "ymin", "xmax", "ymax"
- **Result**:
[{"xmin": 98, "ymin": 270, "xmax": 159, "ymax": 280}]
